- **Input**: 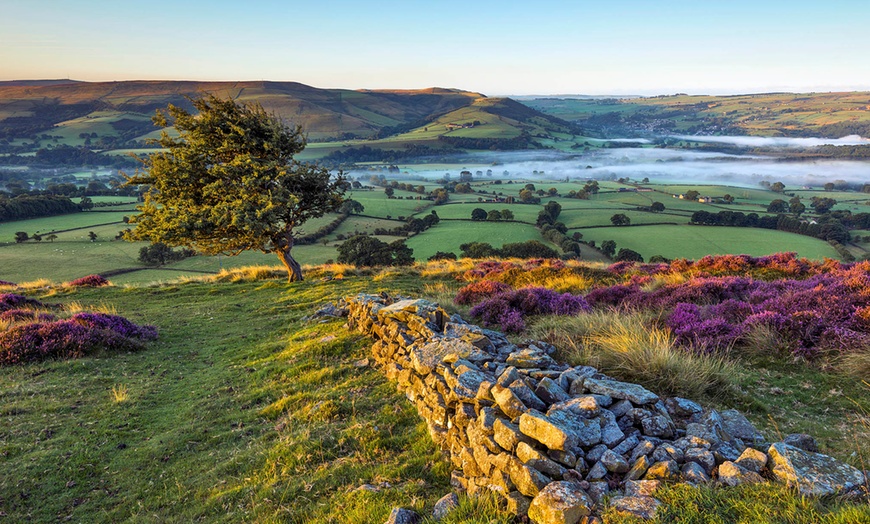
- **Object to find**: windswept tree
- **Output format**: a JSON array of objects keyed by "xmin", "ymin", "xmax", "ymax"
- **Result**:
[{"xmin": 125, "ymin": 95, "xmax": 345, "ymax": 282}]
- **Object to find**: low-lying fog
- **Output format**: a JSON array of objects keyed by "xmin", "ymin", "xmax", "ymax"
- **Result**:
[
  {"xmin": 368, "ymin": 138, "xmax": 870, "ymax": 188},
  {"xmin": 670, "ymin": 134, "xmax": 870, "ymax": 148}
]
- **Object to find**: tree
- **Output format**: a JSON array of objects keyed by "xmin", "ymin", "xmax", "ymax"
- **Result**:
[
  {"xmin": 767, "ymin": 199, "xmax": 788, "ymax": 213},
  {"xmin": 46, "ymin": 234, "xmax": 58, "ymax": 243},
  {"xmin": 610, "ymin": 214, "xmax": 631, "ymax": 226},
  {"xmin": 500, "ymin": 209, "xmax": 514, "ymax": 220},
  {"xmin": 790, "ymin": 201, "xmax": 806, "ymax": 216},
  {"xmin": 337, "ymin": 236, "xmax": 413, "ymax": 267},
  {"xmin": 79, "ymin": 196, "xmax": 94, "ymax": 210},
  {"xmin": 88, "ymin": 231, "xmax": 98, "ymax": 242},
  {"xmin": 471, "ymin": 208, "xmax": 488, "ymax": 221},
  {"xmin": 500, "ymin": 241, "xmax": 558, "ymax": 259},
  {"xmin": 428, "ymin": 251, "xmax": 457, "ymax": 261},
  {"xmin": 650, "ymin": 202, "xmax": 665, "ymax": 213},
  {"xmin": 339, "ymin": 199, "xmax": 364, "ymax": 214},
  {"xmin": 684, "ymin": 190, "xmax": 700, "ymax": 201},
  {"xmin": 486, "ymin": 210, "xmax": 502, "ymax": 221},
  {"xmin": 543, "ymin": 201, "xmax": 562, "ymax": 222},
  {"xmin": 616, "ymin": 248, "xmax": 644, "ymax": 262},
  {"xmin": 384, "ymin": 187, "xmax": 394, "ymax": 197},
  {"xmin": 124, "ymin": 95, "xmax": 345, "ymax": 282},
  {"xmin": 600, "ymin": 240, "xmax": 616, "ymax": 257},
  {"xmin": 14, "ymin": 231, "xmax": 29, "ymax": 243},
  {"xmin": 810, "ymin": 196, "xmax": 837, "ymax": 214},
  {"xmin": 722, "ymin": 194, "xmax": 734, "ymax": 204},
  {"xmin": 32, "ymin": 233, "xmax": 42, "ymax": 242},
  {"xmin": 139, "ymin": 242, "xmax": 188, "ymax": 266},
  {"xmin": 771, "ymin": 181, "xmax": 786, "ymax": 193},
  {"xmin": 459, "ymin": 242, "xmax": 498, "ymax": 258}
]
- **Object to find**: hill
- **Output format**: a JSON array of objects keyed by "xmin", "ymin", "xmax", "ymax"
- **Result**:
[
  {"xmin": 0, "ymin": 261, "xmax": 867, "ymax": 522},
  {"xmin": 522, "ymin": 92, "xmax": 870, "ymax": 138},
  {"xmin": 0, "ymin": 80, "xmax": 511, "ymax": 148}
]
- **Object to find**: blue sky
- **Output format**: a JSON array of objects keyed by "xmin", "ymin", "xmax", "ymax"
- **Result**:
[{"xmin": 1, "ymin": 0, "xmax": 869, "ymax": 95}]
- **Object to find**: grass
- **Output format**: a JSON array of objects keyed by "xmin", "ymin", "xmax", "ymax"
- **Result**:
[
  {"xmin": 405, "ymin": 221, "xmax": 553, "ymax": 260},
  {"xmin": 579, "ymin": 224, "xmax": 842, "ymax": 261},
  {"xmin": 0, "ymin": 264, "xmax": 868, "ymax": 522}
]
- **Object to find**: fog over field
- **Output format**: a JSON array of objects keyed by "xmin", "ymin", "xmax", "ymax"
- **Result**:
[
  {"xmin": 385, "ymin": 140, "xmax": 870, "ymax": 188},
  {"xmin": 671, "ymin": 134, "xmax": 870, "ymax": 148}
]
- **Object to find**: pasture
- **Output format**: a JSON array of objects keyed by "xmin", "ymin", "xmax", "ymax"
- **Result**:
[{"xmin": 579, "ymin": 224, "xmax": 842, "ymax": 261}]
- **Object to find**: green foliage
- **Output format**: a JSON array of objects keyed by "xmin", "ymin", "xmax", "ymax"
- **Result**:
[
  {"xmin": 125, "ymin": 94, "xmax": 345, "ymax": 282},
  {"xmin": 13, "ymin": 231, "xmax": 28, "ymax": 243},
  {"xmin": 615, "ymin": 247, "xmax": 644, "ymax": 262},
  {"xmin": 427, "ymin": 251, "xmax": 457, "ymax": 261},
  {"xmin": 138, "ymin": 242, "xmax": 194, "ymax": 266},
  {"xmin": 336, "ymin": 235, "xmax": 413, "ymax": 267},
  {"xmin": 470, "ymin": 208, "xmax": 487, "ymax": 221},
  {"xmin": 338, "ymin": 199, "xmax": 364, "ymax": 214},
  {"xmin": 610, "ymin": 213, "xmax": 631, "ymax": 226},
  {"xmin": 601, "ymin": 239, "xmax": 617, "ymax": 257},
  {"xmin": 650, "ymin": 201, "xmax": 665, "ymax": 212}
]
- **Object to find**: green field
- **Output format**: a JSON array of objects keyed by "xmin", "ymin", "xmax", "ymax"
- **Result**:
[
  {"xmin": 580, "ymin": 224, "xmax": 842, "ymax": 260},
  {"xmin": 405, "ymin": 221, "xmax": 554, "ymax": 260}
]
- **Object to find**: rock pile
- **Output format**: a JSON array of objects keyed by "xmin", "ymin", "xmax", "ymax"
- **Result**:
[{"xmin": 340, "ymin": 294, "xmax": 867, "ymax": 523}]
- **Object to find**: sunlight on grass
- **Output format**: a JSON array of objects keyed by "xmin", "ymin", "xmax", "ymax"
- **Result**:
[
  {"xmin": 530, "ymin": 310, "xmax": 738, "ymax": 398},
  {"xmin": 111, "ymin": 384, "xmax": 129, "ymax": 403}
]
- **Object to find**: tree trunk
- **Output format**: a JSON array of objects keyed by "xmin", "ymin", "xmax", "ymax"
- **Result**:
[{"xmin": 277, "ymin": 247, "xmax": 304, "ymax": 282}]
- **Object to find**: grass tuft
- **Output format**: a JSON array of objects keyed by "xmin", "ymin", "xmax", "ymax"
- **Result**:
[
  {"xmin": 111, "ymin": 384, "xmax": 129, "ymax": 403},
  {"xmin": 530, "ymin": 310, "xmax": 738, "ymax": 398}
]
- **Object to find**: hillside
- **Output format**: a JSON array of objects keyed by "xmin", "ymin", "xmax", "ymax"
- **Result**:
[
  {"xmin": 0, "ymin": 261, "xmax": 867, "ymax": 522},
  {"xmin": 523, "ymin": 92, "xmax": 870, "ymax": 138}
]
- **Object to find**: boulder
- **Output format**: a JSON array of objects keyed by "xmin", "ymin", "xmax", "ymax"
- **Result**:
[
  {"xmin": 384, "ymin": 507, "xmax": 422, "ymax": 524},
  {"xmin": 768, "ymin": 443, "xmax": 867, "ymax": 496},
  {"xmin": 681, "ymin": 461, "xmax": 710, "ymax": 484},
  {"xmin": 734, "ymin": 447, "xmax": 768, "ymax": 474},
  {"xmin": 507, "ymin": 348, "xmax": 557, "ymax": 369},
  {"xmin": 582, "ymin": 377, "xmax": 660, "ymax": 405},
  {"xmin": 432, "ymin": 493, "xmax": 459, "ymax": 521},
  {"xmin": 783, "ymin": 433, "xmax": 819, "ymax": 453},
  {"xmin": 718, "ymin": 461, "xmax": 764, "ymax": 487},
  {"xmin": 609, "ymin": 496, "xmax": 661, "ymax": 520},
  {"xmin": 719, "ymin": 409, "xmax": 765, "ymax": 444},
  {"xmin": 624, "ymin": 479, "xmax": 662, "ymax": 497},
  {"xmin": 528, "ymin": 481, "xmax": 592, "ymax": 524},
  {"xmin": 492, "ymin": 384, "xmax": 528, "ymax": 420},
  {"xmin": 600, "ymin": 449, "xmax": 630, "ymax": 473}
]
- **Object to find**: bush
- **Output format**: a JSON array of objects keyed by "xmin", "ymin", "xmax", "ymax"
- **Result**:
[
  {"xmin": 469, "ymin": 287, "xmax": 591, "ymax": 333},
  {"xmin": 138, "ymin": 242, "xmax": 195, "ymax": 266},
  {"xmin": 67, "ymin": 275, "xmax": 109, "ymax": 287},
  {"xmin": 337, "ymin": 236, "xmax": 414, "ymax": 267},
  {"xmin": 454, "ymin": 280, "xmax": 514, "ymax": 305},
  {"xmin": 428, "ymin": 251, "xmax": 458, "ymax": 262},
  {"xmin": 0, "ymin": 293, "xmax": 48, "ymax": 312}
]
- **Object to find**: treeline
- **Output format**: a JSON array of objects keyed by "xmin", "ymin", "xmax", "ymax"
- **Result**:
[
  {"xmin": 438, "ymin": 132, "xmax": 534, "ymax": 151},
  {"xmin": 0, "ymin": 194, "xmax": 81, "ymax": 222},
  {"xmin": 0, "ymin": 145, "xmax": 139, "ymax": 168},
  {"xmin": 690, "ymin": 210, "xmax": 851, "ymax": 243},
  {"xmin": 0, "ymin": 101, "xmax": 105, "ymax": 142}
]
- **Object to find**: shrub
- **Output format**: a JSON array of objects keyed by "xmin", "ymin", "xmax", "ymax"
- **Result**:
[
  {"xmin": 0, "ymin": 294, "xmax": 48, "ymax": 312},
  {"xmin": 67, "ymin": 275, "xmax": 109, "ymax": 287},
  {"xmin": 454, "ymin": 280, "xmax": 513, "ymax": 305},
  {"xmin": 0, "ymin": 309, "xmax": 56, "ymax": 323},
  {"xmin": 469, "ymin": 287, "xmax": 590, "ymax": 333}
]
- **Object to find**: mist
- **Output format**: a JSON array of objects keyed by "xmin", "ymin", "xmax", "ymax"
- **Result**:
[
  {"xmin": 360, "ymin": 147, "xmax": 870, "ymax": 188},
  {"xmin": 670, "ymin": 134, "xmax": 870, "ymax": 148}
]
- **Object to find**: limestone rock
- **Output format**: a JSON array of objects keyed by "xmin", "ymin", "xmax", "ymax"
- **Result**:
[
  {"xmin": 518, "ymin": 441, "xmax": 569, "ymax": 478},
  {"xmin": 494, "ymin": 418, "xmax": 529, "ymax": 452},
  {"xmin": 683, "ymin": 448, "xmax": 716, "ymax": 475},
  {"xmin": 644, "ymin": 460, "xmax": 680, "ymax": 481},
  {"xmin": 734, "ymin": 447, "xmax": 768, "ymax": 474},
  {"xmin": 624, "ymin": 479, "xmax": 662, "ymax": 497},
  {"xmin": 504, "ymin": 491, "xmax": 532, "ymax": 516},
  {"xmin": 507, "ymin": 348, "xmax": 557, "ymax": 369},
  {"xmin": 410, "ymin": 338, "xmax": 472, "ymax": 375},
  {"xmin": 432, "ymin": 493, "xmax": 459, "ymax": 521},
  {"xmin": 665, "ymin": 397, "xmax": 703, "ymax": 418},
  {"xmin": 718, "ymin": 461, "xmax": 764, "ymax": 487},
  {"xmin": 586, "ymin": 481, "xmax": 610, "ymax": 504},
  {"xmin": 492, "ymin": 384, "xmax": 528, "ymax": 420},
  {"xmin": 528, "ymin": 481, "xmax": 592, "ymax": 524},
  {"xmin": 719, "ymin": 409, "xmax": 765, "ymax": 444},
  {"xmin": 582, "ymin": 377, "xmax": 660, "ymax": 405},
  {"xmin": 384, "ymin": 507, "xmax": 421, "ymax": 524},
  {"xmin": 510, "ymin": 379, "xmax": 548, "ymax": 411},
  {"xmin": 609, "ymin": 496, "xmax": 661, "ymax": 520},
  {"xmin": 536, "ymin": 377, "xmax": 571, "ymax": 404},
  {"xmin": 601, "ymin": 449, "xmax": 630, "ymax": 473},
  {"xmin": 681, "ymin": 461, "xmax": 711, "ymax": 483},
  {"xmin": 768, "ymin": 442, "xmax": 867, "ymax": 496},
  {"xmin": 625, "ymin": 455, "xmax": 651, "ymax": 481},
  {"xmin": 783, "ymin": 433, "xmax": 818, "ymax": 453}
]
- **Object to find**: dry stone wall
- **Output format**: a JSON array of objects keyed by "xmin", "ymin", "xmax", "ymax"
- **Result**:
[{"xmin": 341, "ymin": 294, "xmax": 867, "ymax": 522}]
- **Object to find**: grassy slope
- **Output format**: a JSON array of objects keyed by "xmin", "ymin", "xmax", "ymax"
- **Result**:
[{"xmin": 0, "ymin": 267, "xmax": 867, "ymax": 524}]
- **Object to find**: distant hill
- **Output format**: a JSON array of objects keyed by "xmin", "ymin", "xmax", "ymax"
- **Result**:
[
  {"xmin": 0, "ymin": 80, "xmax": 491, "ymax": 147},
  {"xmin": 523, "ymin": 91, "xmax": 870, "ymax": 138}
]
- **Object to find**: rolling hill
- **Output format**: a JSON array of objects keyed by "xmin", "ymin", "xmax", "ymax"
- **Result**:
[{"xmin": 0, "ymin": 81, "xmax": 576, "ymax": 153}]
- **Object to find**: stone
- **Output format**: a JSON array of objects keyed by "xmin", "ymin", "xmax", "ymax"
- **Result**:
[
  {"xmin": 609, "ymin": 400, "xmax": 633, "ymax": 418},
  {"xmin": 600, "ymin": 449, "xmax": 630, "ymax": 473},
  {"xmin": 432, "ymin": 493, "xmax": 459, "ymax": 521},
  {"xmin": 768, "ymin": 442, "xmax": 867, "ymax": 496},
  {"xmin": 640, "ymin": 414, "xmax": 675, "ymax": 439},
  {"xmin": 528, "ymin": 481, "xmax": 592, "ymax": 524},
  {"xmin": 582, "ymin": 377, "xmax": 659, "ymax": 405},
  {"xmin": 718, "ymin": 461, "xmax": 764, "ymax": 487},
  {"xmin": 624, "ymin": 479, "xmax": 662, "ymax": 497},
  {"xmin": 450, "ymin": 470, "xmax": 469, "ymax": 492},
  {"xmin": 410, "ymin": 338, "xmax": 473, "ymax": 375},
  {"xmin": 497, "ymin": 366, "xmax": 521, "ymax": 387},
  {"xmin": 681, "ymin": 461, "xmax": 711, "ymax": 483},
  {"xmin": 549, "ymin": 396, "xmax": 601, "ymax": 419},
  {"xmin": 599, "ymin": 410, "xmax": 626, "ymax": 447},
  {"xmin": 492, "ymin": 384, "xmax": 528, "ymax": 420},
  {"xmin": 384, "ymin": 507, "xmax": 421, "ymax": 524},
  {"xmin": 504, "ymin": 491, "xmax": 532, "ymax": 516},
  {"xmin": 536, "ymin": 377, "xmax": 571, "ymax": 404},
  {"xmin": 549, "ymin": 449, "xmax": 580, "ymax": 468},
  {"xmin": 507, "ymin": 348, "xmax": 557, "ymax": 369},
  {"xmin": 494, "ymin": 418, "xmax": 529, "ymax": 452},
  {"xmin": 625, "ymin": 455, "xmax": 651, "ymax": 481},
  {"xmin": 644, "ymin": 460, "xmax": 680, "ymax": 481},
  {"xmin": 651, "ymin": 443, "xmax": 684, "ymax": 464},
  {"xmin": 683, "ymin": 448, "xmax": 716, "ymax": 475},
  {"xmin": 665, "ymin": 397, "xmax": 704, "ymax": 418},
  {"xmin": 612, "ymin": 434, "xmax": 641, "ymax": 456},
  {"xmin": 586, "ymin": 461, "xmax": 608, "ymax": 481},
  {"xmin": 585, "ymin": 444, "xmax": 609, "ymax": 464},
  {"xmin": 586, "ymin": 481, "xmax": 609, "ymax": 504},
  {"xmin": 518, "ymin": 441, "xmax": 569, "ymax": 478},
  {"xmin": 549, "ymin": 409, "xmax": 602, "ymax": 448},
  {"xmin": 629, "ymin": 440, "xmax": 656, "ymax": 463},
  {"xmin": 735, "ymin": 447, "xmax": 768, "ymax": 474},
  {"xmin": 710, "ymin": 440, "xmax": 742, "ymax": 464},
  {"xmin": 510, "ymin": 379, "xmax": 548, "ymax": 411},
  {"xmin": 609, "ymin": 496, "xmax": 661, "ymax": 520},
  {"xmin": 719, "ymin": 409, "xmax": 765, "ymax": 444},
  {"xmin": 783, "ymin": 433, "xmax": 819, "ymax": 453},
  {"xmin": 520, "ymin": 410, "xmax": 579, "ymax": 451},
  {"xmin": 507, "ymin": 458, "xmax": 552, "ymax": 497}
]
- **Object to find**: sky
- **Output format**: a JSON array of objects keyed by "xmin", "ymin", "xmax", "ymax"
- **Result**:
[{"xmin": 2, "ymin": 0, "xmax": 869, "ymax": 96}]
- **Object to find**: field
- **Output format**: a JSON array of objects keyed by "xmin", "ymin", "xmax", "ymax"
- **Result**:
[{"xmin": 6, "ymin": 171, "xmax": 870, "ymax": 284}]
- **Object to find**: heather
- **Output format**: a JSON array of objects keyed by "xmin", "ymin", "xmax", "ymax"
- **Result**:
[
  {"xmin": 66, "ymin": 274, "xmax": 110, "ymax": 287},
  {"xmin": 468, "ymin": 286, "xmax": 591, "ymax": 333},
  {"xmin": 0, "ymin": 296, "xmax": 157, "ymax": 366}
]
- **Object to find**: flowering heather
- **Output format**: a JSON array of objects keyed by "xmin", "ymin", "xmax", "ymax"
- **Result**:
[
  {"xmin": 0, "ymin": 309, "xmax": 56, "ymax": 323},
  {"xmin": 454, "ymin": 280, "xmax": 514, "ymax": 305},
  {"xmin": 67, "ymin": 274, "xmax": 109, "ymax": 287},
  {"xmin": 70, "ymin": 312, "xmax": 158, "ymax": 340},
  {"xmin": 470, "ymin": 287, "xmax": 591, "ymax": 333},
  {"xmin": 0, "ymin": 294, "xmax": 48, "ymax": 312},
  {"xmin": 0, "ymin": 280, "xmax": 15, "ymax": 286}
]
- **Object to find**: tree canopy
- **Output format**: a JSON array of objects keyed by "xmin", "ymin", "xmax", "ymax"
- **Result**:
[{"xmin": 125, "ymin": 95, "xmax": 345, "ymax": 282}]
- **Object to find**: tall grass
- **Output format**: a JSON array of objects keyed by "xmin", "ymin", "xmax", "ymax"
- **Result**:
[{"xmin": 529, "ymin": 310, "xmax": 738, "ymax": 398}]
